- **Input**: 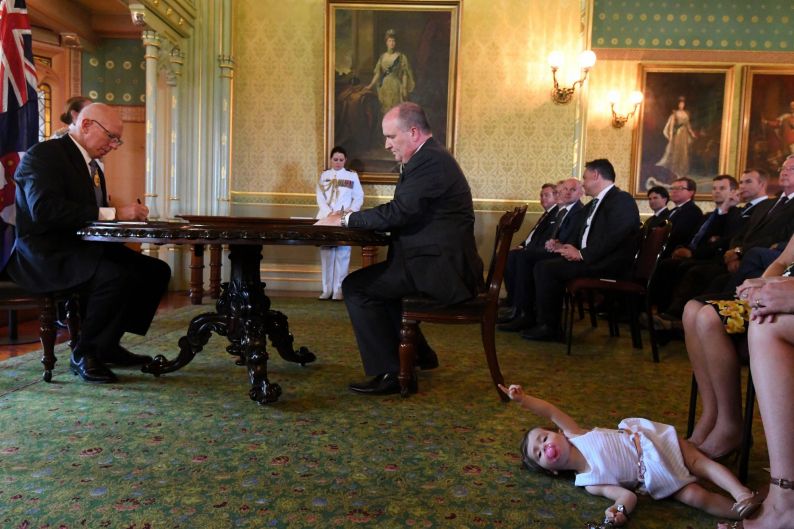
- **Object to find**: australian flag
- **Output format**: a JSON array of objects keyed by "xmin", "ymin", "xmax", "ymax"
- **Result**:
[{"xmin": 0, "ymin": 0, "xmax": 38, "ymax": 269}]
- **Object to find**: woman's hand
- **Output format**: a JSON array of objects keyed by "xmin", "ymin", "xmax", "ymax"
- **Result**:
[
  {"xmin": 497, "ymin": 384, "xmax": 524, "ymax": 401},
  {"xmin": 750, "ymin": 279, "xmax": 794, "ymax": 323},
  {"xmin": 736, "ymin": 278, "xmax": 766, "ymax": 302}
]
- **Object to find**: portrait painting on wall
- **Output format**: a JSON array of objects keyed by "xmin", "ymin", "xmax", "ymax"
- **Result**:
[
  {"xmin": 737, "ymin": 66, "xmax": 794, "ymax": 194},
  {"xmin": 630, "ymin": 64, "xmax": 734, "ymax": 199},
  {"xmin": 326, "ymin": 0, "xmax": 461, "ymax": 183}
]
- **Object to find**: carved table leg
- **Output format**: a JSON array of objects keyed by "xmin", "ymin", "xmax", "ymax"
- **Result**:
[
  {"xmin": 267, "ymin": 310, "xmax": 316, "ymax": 365},
  {"xmin": 223, "ymin": 244, "xmax": 283, "ymax": 403},
  {"xmin": 189, "ymin": 244, "xmax": 205, "ymax": 305},
  {"xmin": 148, "ymin": 243, "xmax": 316, "ymax": 404},
  {"xmin": 143, "ymin": 312, "xmax": 229, "ymax": 375}
]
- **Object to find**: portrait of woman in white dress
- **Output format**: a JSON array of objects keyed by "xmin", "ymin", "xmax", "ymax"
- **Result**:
[
  {"xmin": 655, "ymin": 96, "xmax": 697, "ymax": 178},
  {"xmin": 366, "ymin": 29, "xmax": 415, "ymax": 114}
]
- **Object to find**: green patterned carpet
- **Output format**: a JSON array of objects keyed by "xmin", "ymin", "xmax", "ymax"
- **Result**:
[{"xmin": 0, "ymin": 298, "xmax": 767, "ymax": 528}]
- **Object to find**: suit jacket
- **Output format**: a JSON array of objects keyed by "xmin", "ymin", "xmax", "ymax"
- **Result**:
[
  {"xmin": 665, "ymin": 200, "xmax": 703, "ymax": 254},
  {"xmin": 642, "ymin": 209, "xmax": 670, "ymax": 231},
  {"xmin": 7, "ymin": 135, "xmax": 107, "ymax": 293},
  {"xmin": 549, "ymin": 200, "xmax": 583, "ymax": 243},
  {"xmin": 731, "ymin": 196, "xmax": 794, "ymax": 251},
  {"xmin": 691, "ymin": 205, "xmax": 753, "ymax": 259},
  {"xmin": 348, "ymin": 137, "xmax": 484, "ymax": 305},
  {"xmin": 576, "ymin": 186, "xmax": 641, "ymax": 274},
  {"xmin": 520, "ymin": 205, "xmax": 558, "ymax": 249}
]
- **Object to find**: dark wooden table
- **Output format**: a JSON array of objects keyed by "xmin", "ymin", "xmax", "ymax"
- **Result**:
[{"xmin": 78, "ymin": 218, "xmax": 389, "ymax": 404}]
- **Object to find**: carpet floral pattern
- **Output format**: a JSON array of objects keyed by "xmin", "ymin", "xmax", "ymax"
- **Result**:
[{"xmin": 0, "ymin": 298, "xmax": 767, "ymax": 528}]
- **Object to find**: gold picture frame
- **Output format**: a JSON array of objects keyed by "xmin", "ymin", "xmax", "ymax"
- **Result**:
[
  {"xmin": 737, "ymin": 65, "xmax": 794, "ymax": 194},
  {"xmin": 325, "ymin": 0, "xmax": 461, "ymax": 184},
  {"xmin": 630, "ymin": 64, "xmax": 734, "ymax": 199}
]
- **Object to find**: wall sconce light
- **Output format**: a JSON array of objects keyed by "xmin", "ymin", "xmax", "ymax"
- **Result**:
[
  {"xmin": 608, "ymin": 90, "xmax": 644, "ymax": 128},
  {"xmin": 548, "ymin": 50, "xmax": 596, "ymax": 105}
]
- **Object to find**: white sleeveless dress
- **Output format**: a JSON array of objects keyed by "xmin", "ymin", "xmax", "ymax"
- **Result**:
[{"xmin": 569, "ymin": 418, "xmax": 696, "ymax": 499}]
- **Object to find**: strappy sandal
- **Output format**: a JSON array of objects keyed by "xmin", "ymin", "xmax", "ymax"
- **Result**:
[
  {"xmin": 770, "ymin": 476, "xmax": 794, "ymax": 490},
  {"xmin": 731, "ymin": 491, "xmax": 763, "ymax": 519}
]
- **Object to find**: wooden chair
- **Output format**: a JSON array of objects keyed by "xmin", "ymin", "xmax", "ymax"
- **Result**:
[
  {"xmin": 686, "ymin": 343, "xmax": 755, "ymax": 483},
  {"xmin": 563, "ymin": 221, "xmax": 672, "ymax": 362},
  {"xmin": 397, "ymin": 205, "xmax": 527, "ymax": 401},
  {"xmin": 0, "ymin": 280, "xmax": 79, "ymax": 382}
]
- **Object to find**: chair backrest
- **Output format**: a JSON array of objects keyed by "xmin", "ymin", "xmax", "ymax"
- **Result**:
[
  {"xmin": 484, "ymin": 205, "xmax": 528, "ymax": 308},
  {"xmin": 632, "ymin": 220, "xmax": 672, "ymax": 285}
]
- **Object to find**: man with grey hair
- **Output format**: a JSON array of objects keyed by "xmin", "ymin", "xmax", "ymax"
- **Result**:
[
  {"xmin": 7, "ymin": 103, "xmax": 171, "ymax": 384},
  {"xmin": 316, "ymin": 102, "xmax": 483, "ymax": 395}
]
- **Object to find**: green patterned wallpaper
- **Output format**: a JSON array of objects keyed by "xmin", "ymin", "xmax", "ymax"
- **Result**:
[
  {"xmin": 82, "ymin": 39, "xmax": 146, "ymax": 105},
  {"xmin": 593, "ymin": 0, "xmax": 794, "ymax": 51}
]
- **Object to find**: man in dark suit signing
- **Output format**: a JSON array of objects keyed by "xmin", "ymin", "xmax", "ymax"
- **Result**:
[
  {"xmin": 522, "ymin": 158, "xmax": 640, "ymax": 341},
  {"xmin": 315, "ymin": 102, "xmax": 484, "ymax": 395},
  {"xmin": 7, "ymin": 103, "xmax": 171, "ymax": 383}
]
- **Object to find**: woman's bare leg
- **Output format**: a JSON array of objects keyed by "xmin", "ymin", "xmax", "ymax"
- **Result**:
[
  {"xmin": 694, "ymin": 304, "xmax": 743, "ymax": 458},
  {"xmin": 744, "ymin": 317, "xmax": 794, "ymax": 529},
  {"xmin": 684, "ymin": 300, "xmax": 715, "ymax": 445}
]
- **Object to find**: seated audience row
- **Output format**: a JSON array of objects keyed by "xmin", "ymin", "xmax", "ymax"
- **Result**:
[
  {"xmin": 655, "ymin": 159, "xmax": 794, "ymax": 327},
  {"xmin": 498, "ymin": 159, "xmax": 640, "ymax": 341}
]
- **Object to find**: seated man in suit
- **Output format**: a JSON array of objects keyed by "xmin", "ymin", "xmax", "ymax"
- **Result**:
[
  {"xmin": 652, "ymin": 174, "xmax": 739, "ymax": 315},
  {"xmin": 643, "ymin": 185, "xmax": 670, "ymax": 230},
  {"xmin": 7, "ymin": 103, "xmax": 171, "ymax": 383},
  {"xmin": 662, "ymin": 177, "xmax": 703, "ymax": 258},
  {"xmin": 315, "ymin": 102, "xmax": 484, "ymax": 395},
  {"xmin": 499, "ymin": 182, "xmax": 558, "ymax": 313},
  {"xmin": 498, "ymin": 178, "xmax": 584, "ymax": 332},
  {"xmin": 659, "ymin": 165, "xmax": 792, "ymax": 323},
  {"xmin": 523, "ymin": 158, "xmax": 640, "ymax": 341}
]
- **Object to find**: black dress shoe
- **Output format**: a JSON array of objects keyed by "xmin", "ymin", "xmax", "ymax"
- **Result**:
[
  {"xmin": 417, "ymin": 348, "xmax": 439, "ymax": 370},
  {"xmin": 498, "ymin": 314, "xmax": 534, "ymax": 332},
  {"xmin": 102, "ymin": 346, "xmax": 153, "ymax": 366},
  {"xmin": 70, "ymin": 354, "xmax": 118, "ymax": 383},
  {"xmin": 349, "ymin": 373, "xmax": 416, "ymax": 395},
  {"xmin": 496, "ymin": 307, "xmax": 518, "ymax": 324},
  {"xmin": 520, "ymin": 324, "xmax": 559, "ymax": 341}
]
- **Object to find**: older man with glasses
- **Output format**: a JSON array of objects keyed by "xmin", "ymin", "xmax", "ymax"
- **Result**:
[
  {"xmin": 663, "ymin": 177, "xmax": 704, "ymax": 258},
  {"xmin": 6, "ymin": 103, "xmax": 171, "ymax": 384}
]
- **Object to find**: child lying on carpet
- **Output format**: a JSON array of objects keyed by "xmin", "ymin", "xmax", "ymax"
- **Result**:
[{"xmin": 499, "ymin": 383, "xmax": 762, "ymax": 527}]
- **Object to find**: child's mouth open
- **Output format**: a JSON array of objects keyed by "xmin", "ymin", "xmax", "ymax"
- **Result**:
[{"xmin": 544, "ymin": 443, "xmax": 558, "ymax": 461}]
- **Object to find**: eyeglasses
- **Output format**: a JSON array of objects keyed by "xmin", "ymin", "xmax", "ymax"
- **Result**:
[
  {"xmin": 669, "ymin": 186, "xmax": 689, "ymax": 191},
  {"xmin": 90, "ymin": 119, "xmax": 124, "ymax": 147}
]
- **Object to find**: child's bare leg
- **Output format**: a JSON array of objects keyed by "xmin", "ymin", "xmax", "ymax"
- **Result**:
[
  {"xmin": 673, "ymin": 482, "xmax": 737, "ymax": 519},
  {"xmin": 679, "ymin": 439, "xmax": 753, "ymax": 504}
]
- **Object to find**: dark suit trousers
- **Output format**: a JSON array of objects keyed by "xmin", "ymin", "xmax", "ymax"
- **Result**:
[
  {"xmin": 723, "ymin": 247, "xmax": 782, "ymax": 293},
  {"xmin": 533, "ymin": 257, "xmax": 590, "ymax": 329},
  {"xmin": 513, "ymin": 247, "xmax": 557, "ymax": 314},
  {"xmin": 342, "ymin": 260, "xmax": 415, "ymax": 376},
  {"xmin": 503, "ymin": 249, "xmax": 521, "ymax": 306},
  {"xmin": 78, "ymin": 244, "xmax": 171, "ymax": 356},
  {"xmin": 664, "ymin": 260, "xmax": 726, "ymax": 317}
]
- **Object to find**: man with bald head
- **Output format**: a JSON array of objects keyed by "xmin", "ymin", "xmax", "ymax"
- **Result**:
[
  {"xmin": 316, "ymin": 102, "xmax": 483, "ymax": 395},
  {"xmin": 7, "ymin": 103, "xmax": 171, "ymax": 383}
]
